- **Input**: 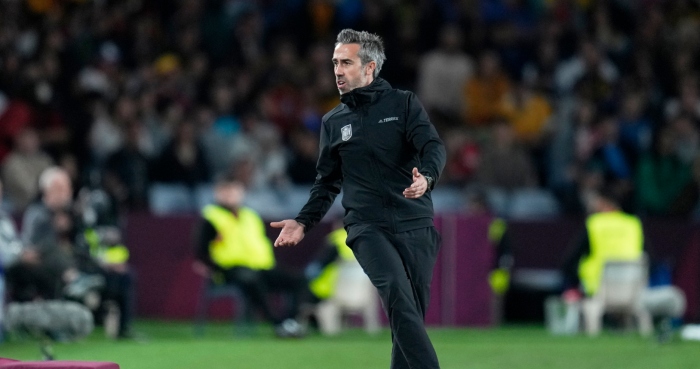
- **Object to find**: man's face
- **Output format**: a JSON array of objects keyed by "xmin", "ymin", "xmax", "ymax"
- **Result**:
[
  {"xmin": 332, "ymin": 43, "xmax": 374, "ymax": 95},
  {"xmin": 44, "ymin": 172, "xmax": 73, "ymax": 210},
  {"xmin": 215, "ymin": 182, "xmax": 245, "ymax": 208}
]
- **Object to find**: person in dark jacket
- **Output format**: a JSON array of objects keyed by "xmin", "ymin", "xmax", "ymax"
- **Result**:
[{"xmin": 271, "ymin": 29, "xmax": 446, "ymax": 369}]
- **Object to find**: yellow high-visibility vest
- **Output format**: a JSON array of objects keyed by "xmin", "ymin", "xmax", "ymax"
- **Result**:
[
  {"xmin": 488, "ymin": 218, "xmax": 507, "ymax": 244},
  {"xmin": 309, "ymin": 228, "xmax": 355, "ymax": 299},
  {"xmin": 84, "ymin": 228, "xmax": 130, "ymax": 264},
  {"xmin": 487, "ymin": 217, "xmax": 510, "ymax": 295},
  {"xmin": 102, "ymin": 244, "xmax": 130, "ymax": 264},
  {"xmin": 202, "ymin": 205, "xmax": 275, "ymax": 270},
  {"xmin": 579, "ymin": 211, "xmax": 643, "ymax": 295}
]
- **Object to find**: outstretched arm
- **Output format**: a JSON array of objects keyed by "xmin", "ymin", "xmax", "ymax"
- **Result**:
[{"xmin": 293, "ymin": 120, "xmax": 343, "ymax": 232}]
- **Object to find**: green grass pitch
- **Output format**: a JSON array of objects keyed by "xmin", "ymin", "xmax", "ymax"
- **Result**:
[{"xmin": 1, "ymin": 321, "xmax": 699, "ymax": 369}]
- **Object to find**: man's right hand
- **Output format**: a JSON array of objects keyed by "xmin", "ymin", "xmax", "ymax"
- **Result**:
[{"xmin": 270, "ymin": 219, "xmax": 305, "ymax": 247}]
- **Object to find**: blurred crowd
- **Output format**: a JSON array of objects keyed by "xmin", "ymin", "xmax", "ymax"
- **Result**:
[{"xmin": 1, "ymin": 0, "xmax": 700, "ymax": 218}]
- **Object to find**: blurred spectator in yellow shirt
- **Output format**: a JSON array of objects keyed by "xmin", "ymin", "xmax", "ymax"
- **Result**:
[
  {"xmin": 501, "ymin": 83, "xmax": 554, "ymax": 146},
  {"xmin": 462, "ymin": 51, "xmax": 511, "ymax": 127}
]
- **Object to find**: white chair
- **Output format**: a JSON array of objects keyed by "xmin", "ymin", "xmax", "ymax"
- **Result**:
[
  {"xmin": 544, "ymin": 296, "xmax": 581, "ymax": 336},
  {"xmin": 313, "ymin": 261, "xmax": 381, "ymax": 336},
  {"xmin": 581, "ymin": 258, "xmax": 653, "ymax": 336}
]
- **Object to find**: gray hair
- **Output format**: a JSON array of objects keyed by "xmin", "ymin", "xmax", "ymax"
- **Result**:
[
  {"xmin": 38, "ymin": 166, "xmax": 68, "ymax": 191},
  {"xmin": 336, "ymin": 29, "xmax": 386, "ymax": 79}
]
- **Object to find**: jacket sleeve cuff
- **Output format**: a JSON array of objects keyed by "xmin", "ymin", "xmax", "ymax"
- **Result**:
[
  {"xmin": 294, "ymin": 217, "xmax": 311, "ymax": 232},
  {"xmin": 420, "ymin": 169, "xmax": 437, "ymax": 190}
]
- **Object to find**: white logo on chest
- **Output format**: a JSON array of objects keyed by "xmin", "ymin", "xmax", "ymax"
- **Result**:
[
  {"xmin": 378, "ymin": 117, "xmax": 399, "ymax": 123},
  {"xmin": 341, "ymin": 124, "xmax": 352, "ymax": 141}
]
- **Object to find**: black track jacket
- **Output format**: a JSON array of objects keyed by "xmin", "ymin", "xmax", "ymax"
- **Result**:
[{"xmin": 295, "ymin": 78, "xmax": 446, "ymax": 233}]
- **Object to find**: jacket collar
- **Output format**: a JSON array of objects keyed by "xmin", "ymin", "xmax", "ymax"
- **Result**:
[{"xmin": 340, "ymin": 77, "xmax": 391, "ymax": 109}]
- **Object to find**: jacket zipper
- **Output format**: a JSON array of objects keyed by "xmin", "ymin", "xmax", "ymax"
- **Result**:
[{"xmin": 357, "ymin": 107, "xmax": 396, "ymax": 233}]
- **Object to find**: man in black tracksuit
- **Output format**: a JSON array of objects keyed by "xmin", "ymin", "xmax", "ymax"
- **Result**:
[{"xmin": 272, "ymin": 29, "xmax": 446, "ymax": 369}]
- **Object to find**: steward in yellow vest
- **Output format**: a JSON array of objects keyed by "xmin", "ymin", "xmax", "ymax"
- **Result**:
[
  {"xmin": 193, "ymin": 174, "xmax": 306, "ymax": 337},
  {"xmin": 487, "ymin": 217, "xmax": 513, "ymax": 296},
  {"xmin": 464, "ymin": 191, "xmax": 513, "ymax": 296},
  {"xmin": 83, "ymin": 227, "xmax": 130, "ymax": 268},
  {"xmin": 200, "ymin": 204, "xmax": 275, "ymax": 271},
  {"xmin": 562, "ymin": 189, "xmax": 645, "ymax": 297},
  {"xmin": 306, "ymin": 227, "xmax": 356, "ymax": 301},
  {"xmin": 76, "ymin": 224, "xmax": 135, "ymax": 339}
]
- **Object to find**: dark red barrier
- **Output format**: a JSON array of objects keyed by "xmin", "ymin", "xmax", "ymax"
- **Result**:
[
  {"xmin": 124, "ymin": 213, "xmax": 700, "ymax": 325},
  {"xmin": 124, "ymin": 212, "xmax": 333, "ymax": 320},
  {"xmin": 123, "ymin": 213, "xmax": 495, "ymax": 326}
]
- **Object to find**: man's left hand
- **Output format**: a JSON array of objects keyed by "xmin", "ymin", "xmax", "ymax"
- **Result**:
[{"xmin": 403, "ymin": 167, "xmax": 427, "ymax": 199}]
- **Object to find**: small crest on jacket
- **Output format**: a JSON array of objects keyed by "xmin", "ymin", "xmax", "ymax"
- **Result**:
[{"xmin": 341, "ymin": 124, "xmax": 352, "ymax": 141}]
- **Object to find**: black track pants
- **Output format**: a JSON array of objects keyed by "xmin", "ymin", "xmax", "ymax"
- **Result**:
[{"xmin": 346, "ymin": 224, "xmax": 441, "ymax": 369}]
